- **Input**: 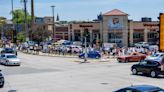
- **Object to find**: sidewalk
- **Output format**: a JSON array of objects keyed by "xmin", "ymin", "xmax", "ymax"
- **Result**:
[
  {"xmin": 19, "ymin": 51, "xmax": 117, "ymax": 63},
  {"xmin": 19, "ymin": 51, "xmax": 78, "ymax": 58}
]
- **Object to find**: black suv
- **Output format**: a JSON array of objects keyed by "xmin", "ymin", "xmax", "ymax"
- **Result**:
[
  {"xmin": 0, "ymin": 70, "xmax": 4, "ymax": 88},
  {"xmin": 131, "ymin": 60, "xmax": 164, "ymax": 78}
]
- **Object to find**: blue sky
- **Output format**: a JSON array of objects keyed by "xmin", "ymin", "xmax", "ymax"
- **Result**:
[{"xmin": 0, "ymin": 0, "xmax": 164, "ymax": 21}]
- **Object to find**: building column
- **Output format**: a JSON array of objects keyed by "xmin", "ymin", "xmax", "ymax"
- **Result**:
[
  {"xmin": 103, "ymin": 31, "xmax": 108, "ymax": 43},
  {"xmin": 80, "ymin": 29, "xmax": 83, "ymax": 41},
  {"xmin": 89, "ymin": 30, "xmax": 93, "ymax": 43},
  {"xmin": 72, "ymin": 30, "xmax": 74, "ymax": 41},
  {"xmin": 68, "ymin": 29, "xmax": 71, "ymax": 41},
  {"xmin": 122, "ymin": 16, "xmax": 128, "ymax": 47},
  {"xmin": 100, "ymin": 21, "xmax": 103, "ymax": 43},
  {"xmin": 144, "ymin": 28, "xmax": 149, "ymax": 42},
  {"xmin": 63, "ymin": 33, "xmax": 65, "ymax": 40},
  {"xmin": 129, "ymin": 20, "xmax": 134, "ymax": 45}
]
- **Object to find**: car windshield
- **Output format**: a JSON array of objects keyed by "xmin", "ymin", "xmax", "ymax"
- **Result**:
[
  {"xmin": 6, "ymin": 55, "xmax": 17, "ymax": 59},
  {"xmin": 151, "ymin": 54, "xmax": 160, "ymax": 57},
  {"xmin": 151, "ymin": 89, "xmax": 164, "ymax": 92}
]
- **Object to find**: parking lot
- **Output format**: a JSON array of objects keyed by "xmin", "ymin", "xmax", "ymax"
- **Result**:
[{"xmin": 0, "ymin": 52, "xmax": 164, "ymax": 92}]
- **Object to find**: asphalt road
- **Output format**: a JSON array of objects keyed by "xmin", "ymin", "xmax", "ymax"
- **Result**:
[{"xmin": 0, "ymin": 52, "xmax": 164, "ymax": 92}]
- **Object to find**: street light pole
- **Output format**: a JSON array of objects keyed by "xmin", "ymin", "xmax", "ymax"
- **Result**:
[
  {"xmin": 23, "ymin": 0, "xmax": 29, "ymax": 41},
  {"xmin": 51, "ymin": 5, "xmax": 55, "ymax": 42},
  {"xmin": 11, "ymin": 0, "xmax": 14, "ymax": 43},
  {"xmin": 84, "ymin": 36, "xmax": 87, "ymax": 62}
]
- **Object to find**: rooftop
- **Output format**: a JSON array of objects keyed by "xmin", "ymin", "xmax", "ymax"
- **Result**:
[{"xmin": 103, "ymin": 9, "xmax": 128, "ymax": 16}]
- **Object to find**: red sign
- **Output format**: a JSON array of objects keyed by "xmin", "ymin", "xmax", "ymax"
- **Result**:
[
  {"xmin": 143, "ymin": 24, "xmax": 158, "ymax": 27},
  {"xmin": 79, "ymin": 25, "xmax": 93, "ymax": 28}
]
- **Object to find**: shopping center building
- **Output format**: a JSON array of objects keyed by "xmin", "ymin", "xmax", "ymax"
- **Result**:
[{"xmin": 68, "ymin": 9, "xmax": 159, "ymax": 47}]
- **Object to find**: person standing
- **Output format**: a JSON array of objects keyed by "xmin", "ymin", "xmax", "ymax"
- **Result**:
[{"xmin": 161, "ymin": 56, "xmax": 164, "ymax": 71}]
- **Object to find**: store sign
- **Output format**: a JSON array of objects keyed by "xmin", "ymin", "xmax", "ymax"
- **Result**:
[
  {"xmin": 143, "ymin": 24, "xmax": 158, "ymax": 27},
  {"xmin": 79, "ymin": 25, "xmax": 93, "ymax": 28},
  {"xmin": 160, "ymin": 13, "xmax": 164, "ymax": 51}
]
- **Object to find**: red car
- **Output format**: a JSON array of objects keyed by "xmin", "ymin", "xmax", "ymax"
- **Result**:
[{"xmin": 117, "ymin": 52, "xmax": 146, "ymax": 63}]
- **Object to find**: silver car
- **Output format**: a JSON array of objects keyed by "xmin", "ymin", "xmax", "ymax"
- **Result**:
[{"xmin": 0, "ymin": 54, "xmax": 20, "ymax": 66}]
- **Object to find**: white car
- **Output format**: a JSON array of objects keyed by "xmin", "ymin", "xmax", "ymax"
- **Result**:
[
  {"xmin": 0, "ymin": 54, "xmax": 21, "ymax": 66},
  {"xmin": 145, "ymin": 53, "xmax": 164, "ymax": 62},
  {"xmin": 134, "ymin": 42, "xmax": 149, "ymax": 48}
]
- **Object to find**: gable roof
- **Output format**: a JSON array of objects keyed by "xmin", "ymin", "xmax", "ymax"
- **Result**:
[{"xmin": 103, "ymin": 9, "xmax": 128, "ymax": 16}]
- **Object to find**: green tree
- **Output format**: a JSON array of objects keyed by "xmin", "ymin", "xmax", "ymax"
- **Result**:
[
  {"xmin": 12, "ymin": 9, "xmax": 31, "ymax": 24},
  {"xmin": 17, "ymin": 32, "xmax": 26, "ymax": 42},
  {"xmin": 32, "ymin": 27, "xmax": 51, "ymax": 42}
]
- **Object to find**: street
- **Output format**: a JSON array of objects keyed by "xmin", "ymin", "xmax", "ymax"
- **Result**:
[{"xmin": 0, "ymin": 52, "xmax": 164, "ymax": 92}]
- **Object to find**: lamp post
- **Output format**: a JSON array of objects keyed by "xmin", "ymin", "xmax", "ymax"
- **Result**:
[
  {"xmin": 51, "ymin": 5, "xmax": 55, "ymax": 42},
  {"xmin": 82, "ymin": 29, "xmax": 89, "ymax": 63},
  {"xmin": 23, "ymin": 0, "xmax": 29, "ymax": 41},
  {"xmin": 11, "ymin": 0, "xmax": 15, "ymax": 43}
]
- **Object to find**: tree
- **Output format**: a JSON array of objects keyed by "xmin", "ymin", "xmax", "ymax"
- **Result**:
[
  {"xmin": 32, "ymin": 26, "xmax": 51, "ymax": 42},
  {"xmin": 12, "ymin": 9, "xmax": 31, "ymax": 24},
  {"xmin": 17, "ymin": 32, "xmax": 26, "ymax": 42}
]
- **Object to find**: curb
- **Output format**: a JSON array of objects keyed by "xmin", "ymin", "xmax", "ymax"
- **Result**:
[{"xmin": 18, "ymin": 51, "xmax": 78, "ymax": 58}]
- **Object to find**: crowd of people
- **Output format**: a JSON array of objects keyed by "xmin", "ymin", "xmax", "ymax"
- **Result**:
[{"xmin": 0, "ymin": 39, "xmax": 159, "ymax": 58}]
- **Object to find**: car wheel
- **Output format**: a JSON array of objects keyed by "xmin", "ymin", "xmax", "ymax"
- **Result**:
[
  {"xmin": 80, "ymin": 56, "xmax": 84, "ymax": 59},
  {"xmin": 96, "ymin": 56, "xmax": 100, "ymax": 59},
  {"xmin": 150, "ymin": 71, "xmax": 157, "ymax": 78},
  {"xmin": 0, "ymin": 82, "xmax": 4, "ymax": 88},
  {"xmin": 132, "ymin": 68, "xmax": 138, "ymax": 75},
  {"xmin": 117, "ymin": 59, "xmax": 121, "ymax": 63},
  {"xmin": 125, "ymin": 59, "xmax": 129, "ymax": 63}
]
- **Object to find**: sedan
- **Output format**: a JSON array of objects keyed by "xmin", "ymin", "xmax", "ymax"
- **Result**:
[
  {"xmin": 131, "ymin": 60, "xmax": 164, "ymax": 78},
  {"xmin": 117, "ymin": 52, "xmax": 146, "ymax": 63},
  {"xmin": 1, "ymin": 48, "xmax": 17, "ymax": 56},
  {"xmin": 79, "ymin": 51, "xmax": 101, "ymax": 59},
  {"xmin": 0, "ymin": 54, "xmax": 21, "ymax": 66},
  {"xmin": 0, "ymin": 70, "xmax": 4, "ymax": 88},
  {"xmin": 145, "ymin": 53, "xmax": 164, "ymax": 62},
  {"xmin": 115, "ymin": 85, "xmax": 164, "ymax": 92}
]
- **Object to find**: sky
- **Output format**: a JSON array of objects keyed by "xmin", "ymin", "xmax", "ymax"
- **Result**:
[{"xmin": 0, "ymin": 0, "xmax": 164, "ymax": 21}]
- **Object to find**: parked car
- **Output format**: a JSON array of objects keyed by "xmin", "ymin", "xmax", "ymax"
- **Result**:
[
  {"xmin": 145, "ymin": 53, "xmax": 164, "ymax": 62},
  {"xmin": 0, "ymin": 70, "xmax": 4, "ymax": 88},
  {"xmin": 0, "ymin": 54, "xmax": 21, "ymax": 66},
  {"xmin": 134, "ymin": 42, "xmax": 149, "ymax": 48},
  {"xmin": 79, "ymin": 51, "xmax": 101, "ymax": 59},
  {"xmin": 117, "ymin": 52, "xmax": 146, "ymax": 63},
  {"xmin": 114, "ymin": 85, "xmax": 164, "ymax": 92},
  {"xmin": 131, "ymin": 60, "xmax": 164, "ymax": 78},
  {"xmin": 1, "ymin": 48, "xmax": 17, "ymax": 56}
]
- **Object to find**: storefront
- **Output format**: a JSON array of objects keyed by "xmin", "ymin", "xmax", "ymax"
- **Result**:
[
  {"xmin": 68, "ymin": 22, "xmax": 100, "ymax": 44},
  {"xmin": 67, "ymin": 9, "xmax": 159, "ymax": 47}
]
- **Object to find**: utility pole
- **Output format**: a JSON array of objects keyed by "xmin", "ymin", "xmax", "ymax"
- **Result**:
[
  {"xmin": 31, "ymin": 0, "xmax": 34, "ymax": 40},
  {"xmin": 51, "ymin": 5, "xmax": 55, "ymax": 42},
  {"xmin": 23, "ymin": 0, "xmax": 29, "ymax": 41},
  {"xmin": 11, "ymin": 0, "xmax": 14, "ymax": 19},
  {"xmin": 11, "ymin": 0, "xmax": 14, "ymax": 43}
]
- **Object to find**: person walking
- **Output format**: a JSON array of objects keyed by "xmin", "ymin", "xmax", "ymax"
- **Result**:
[{"xmin": 161, "ymin": 56, "xmax": 164, "ymax": 71}]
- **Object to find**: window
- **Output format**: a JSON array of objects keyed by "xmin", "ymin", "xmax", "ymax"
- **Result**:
[
  {"xmin": 140, "ymin": 60, "xmax": 147, "ymax": 65},
  {"xmin": 133, "ymin": 33, "xmax": 143, "ymax": 39},
  {"xmin": 1, "ymin": 55, "xmax": 5, "ymax": 58},
  {"xmin": 116, "ymin": 88, "xmax": 138, "ymax": 92},
  {"xmin": 147, "ymin": 61, "xmax": 158, "ymax": 66}
]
